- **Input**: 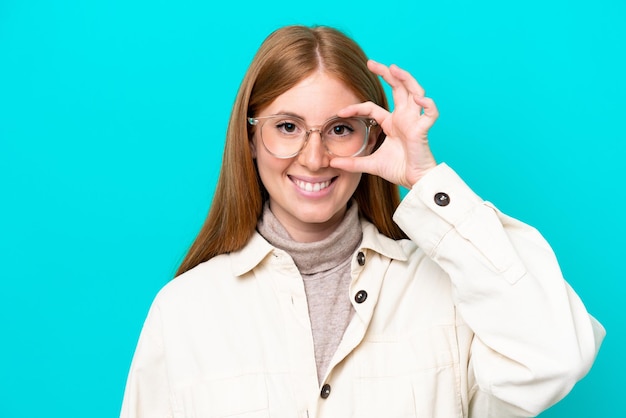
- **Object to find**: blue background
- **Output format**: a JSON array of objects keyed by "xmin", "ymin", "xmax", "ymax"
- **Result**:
[{"xmin": 1, "ymin": 0, "xmax": 623, "ymax": 416}]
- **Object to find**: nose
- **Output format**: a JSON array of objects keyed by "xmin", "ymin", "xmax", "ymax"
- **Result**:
[{"xmin": 297, "ymin": 130, "xmax": 330, "ymax": 171}]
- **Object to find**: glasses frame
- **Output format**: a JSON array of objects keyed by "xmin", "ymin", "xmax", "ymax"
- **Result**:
[{"xmin": 248, "ymin": 114, "xmax": 378, "ymax": 159}]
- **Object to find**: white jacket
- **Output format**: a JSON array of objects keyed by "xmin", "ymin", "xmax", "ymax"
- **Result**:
[{"xmin": 121, "ymin": 163, "xmax": 604, "ymax": 418}]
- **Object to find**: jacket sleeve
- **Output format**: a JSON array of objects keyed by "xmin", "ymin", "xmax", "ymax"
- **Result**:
[
  {"xmin": 120, "ymin": 302, "xmax": 174, "ymax": 418},
  {"xmin": 392, "ymin": 163, "xmax": 605, "ymax": 417}
]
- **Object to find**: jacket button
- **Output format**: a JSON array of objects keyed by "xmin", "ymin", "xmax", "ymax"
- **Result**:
[
  {"xmin": 320, "ymin": 383, "xmax": 331, "ymax": 399},
  {"xmin": 355, "ymin": 290, "xmax": 368, "ymax": 304},
  {"xmin": 356, "ymin": 251, "xmax": 365, "ymax": 266},
  {"xmin": 434, "ymin": 192, "xmax": 450, "ymax": 206}
]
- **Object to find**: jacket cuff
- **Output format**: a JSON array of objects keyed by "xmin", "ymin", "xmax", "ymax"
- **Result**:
[{"xmin": 393, "ymin": 163, "xmax": 483, "ymax": 257}]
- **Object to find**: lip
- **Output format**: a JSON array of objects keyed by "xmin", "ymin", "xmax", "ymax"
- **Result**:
[{"xmin": 289, "ymin": 175, "xmax": 337, "ymax": 196}]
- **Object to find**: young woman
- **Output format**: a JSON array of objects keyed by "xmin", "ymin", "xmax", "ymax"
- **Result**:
[{"xmin": 121, "ymin": 25, "xmax": 604, "ymax": 417}]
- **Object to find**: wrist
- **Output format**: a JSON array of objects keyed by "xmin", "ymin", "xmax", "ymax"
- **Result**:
[{"xmin": 406, "ymin": 162, "xmax": 437, "ymax": 188}]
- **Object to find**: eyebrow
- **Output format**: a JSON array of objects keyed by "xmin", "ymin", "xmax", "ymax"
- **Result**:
[
  {"xmin": 269, "ymin": 111, "xmax": 341, "ymax": 123},
  {"xmin": 271, "ymin": 111, "xmax": 305, "ymax": 119}
]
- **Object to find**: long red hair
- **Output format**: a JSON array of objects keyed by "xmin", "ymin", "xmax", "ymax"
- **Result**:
[{"xmin": 176, "ymin": 25, "xmax": 406, "ymax": 277}]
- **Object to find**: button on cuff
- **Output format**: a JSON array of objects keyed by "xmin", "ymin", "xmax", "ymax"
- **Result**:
[{"xmin": 434, "ymin": 192, "xmax": 450, "ymax": 206}]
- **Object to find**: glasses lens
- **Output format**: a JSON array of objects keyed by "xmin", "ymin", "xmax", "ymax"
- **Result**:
[
  {"xmin": 260, "ymin": 116, "xmax": 307, "ymax": 158},
  {"xmin": 258, "ymin": 116, "xmax": 370, "ymax": 158},
  {"xmin": 322, "ymin": 117, "xmax": 368, "ymax": 157}
]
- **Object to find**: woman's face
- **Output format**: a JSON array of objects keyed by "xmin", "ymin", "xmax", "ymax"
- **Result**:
[{"xmin": 251, "ymin": 71, "xmax": 368, "ymax": 242}]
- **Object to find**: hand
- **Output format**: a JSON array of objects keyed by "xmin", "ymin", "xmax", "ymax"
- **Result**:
[{"xmin": 330, "ymin": 60, "xmax": 439, "ymax": 189}]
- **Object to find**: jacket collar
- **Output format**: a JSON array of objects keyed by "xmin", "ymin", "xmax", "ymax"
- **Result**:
[
  {"xmin": 359, "ymin": 219, "xmax": 408, "ymax": 262},
  {"xmin": 230, "ymin": 218, "xmax": 409, "ymax": 277},
  {"xmin": 230, "ymin": 232, "xmax": 275, "ymax": 277}
]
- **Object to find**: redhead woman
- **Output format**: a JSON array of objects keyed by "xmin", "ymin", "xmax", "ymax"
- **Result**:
[{"xmin": 120, "ymin": 25, "xmax": 604, "ymax": 417}]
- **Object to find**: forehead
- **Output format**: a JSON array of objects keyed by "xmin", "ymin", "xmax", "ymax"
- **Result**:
[{"xmin": 261, "ymin": 71, "xmax": 360, "ymax": 121}]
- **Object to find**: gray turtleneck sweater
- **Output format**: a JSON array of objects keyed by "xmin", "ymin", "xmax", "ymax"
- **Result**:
[{"xmin": 257, "ymin": 203, "xmax": 363, "ymax": 384}]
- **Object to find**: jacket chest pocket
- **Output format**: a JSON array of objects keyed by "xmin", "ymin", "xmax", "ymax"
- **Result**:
[
  {"xmin": 350, "ymin": 326, "xmax": 462, "ymax": 418},
  {"xmin": 353, "ymin": 375, "xmax": 416, "ymax": 417},
  {"xmin": 352, "ymin": 368, "xmax": 462, "ymax": 418},
  {"xmin": 173, "ymin": 374, "xmax": 270, "ymax": 418}
]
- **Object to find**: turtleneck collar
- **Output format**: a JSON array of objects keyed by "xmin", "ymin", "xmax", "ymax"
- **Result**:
[{"xmin": 256, "ymin": 202, "xmax": 362, "ymax": 275}]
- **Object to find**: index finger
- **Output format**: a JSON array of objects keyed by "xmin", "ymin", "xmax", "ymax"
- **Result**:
[{"xmin": 336, "ymin": 101, "xmax": 390, "ymax": 126}]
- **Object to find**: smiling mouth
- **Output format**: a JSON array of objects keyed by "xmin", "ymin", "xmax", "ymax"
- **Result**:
[{"xmin": 291, "ymin": 177, "xmax": 334, "ymax": 192}]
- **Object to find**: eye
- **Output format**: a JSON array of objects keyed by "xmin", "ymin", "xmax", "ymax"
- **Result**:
[
  {"xmin": 274, "ymin": 120, "xmax": 301, "ymax": 135},
  {"xmin": 278, "ymin": 122, "xmax": 295, "ymax": 132},
  {"xmin": 328, "ymin": 121, "xmax": 355, "ymax": 137}
]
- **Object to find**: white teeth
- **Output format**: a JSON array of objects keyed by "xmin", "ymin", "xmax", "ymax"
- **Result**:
[{"xmin": 294, "ymin": 179, "xmax": 331, "ymax": 192}]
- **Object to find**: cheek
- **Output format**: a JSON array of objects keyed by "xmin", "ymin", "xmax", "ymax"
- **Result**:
[
  {"xmin": 345, "ymin": 172, "xmax": 363, "ymax": 193},
  {"xmin": 254, "ymin": 148, "xmax": 292, "ymax": 184}
]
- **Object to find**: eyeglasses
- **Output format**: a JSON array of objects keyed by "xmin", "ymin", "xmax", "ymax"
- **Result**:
[{"xmin": 248, "ymin": 114, "xmax": 377, "ymax": 159}]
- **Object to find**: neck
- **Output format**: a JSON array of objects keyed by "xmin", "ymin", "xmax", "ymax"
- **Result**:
[
  {"xmin": 257, "ymin": 201, "xmax": 362, "ymax": 274},
  {"xmin": 279, "ymin": 216, "xmax": 344, "ymax": 243}
]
